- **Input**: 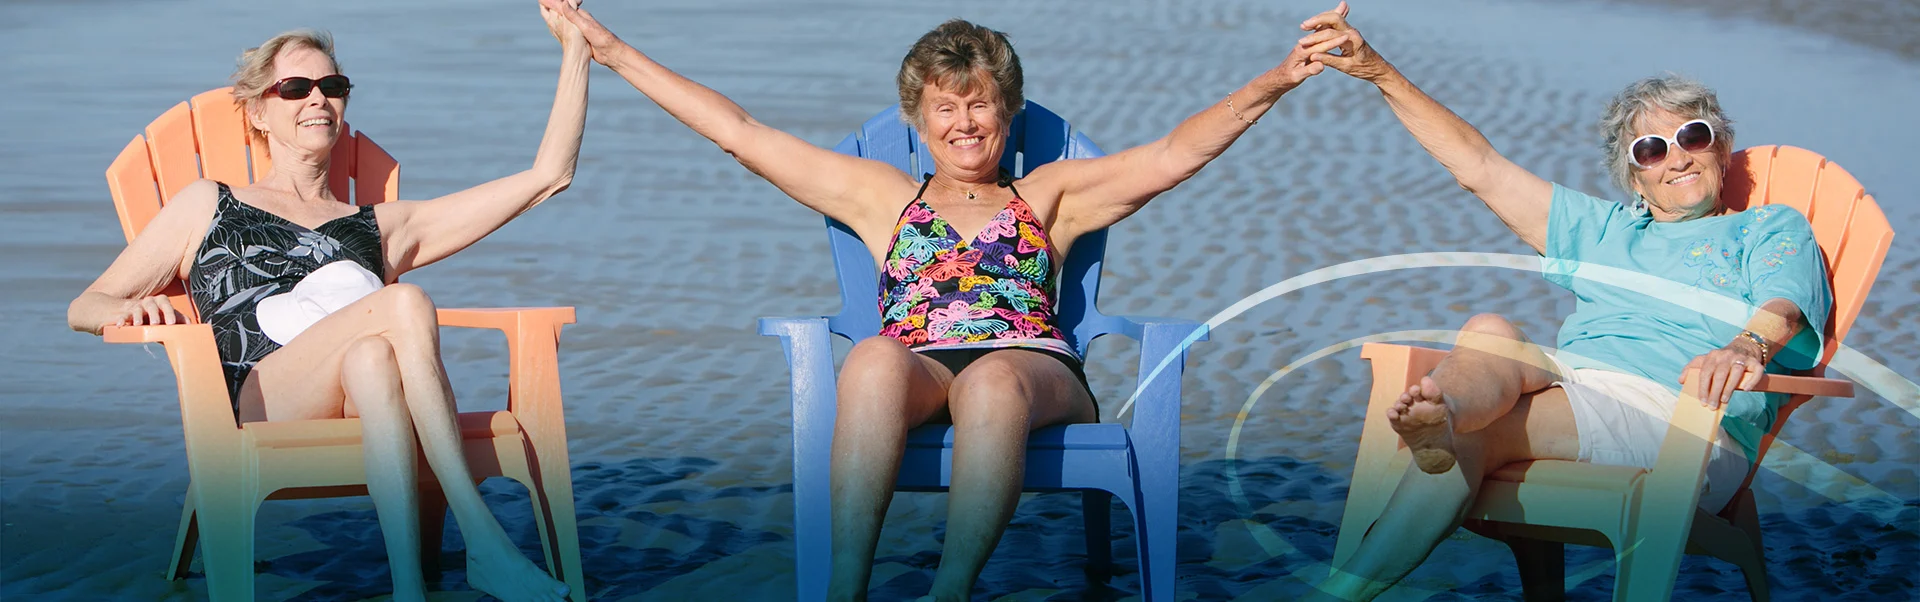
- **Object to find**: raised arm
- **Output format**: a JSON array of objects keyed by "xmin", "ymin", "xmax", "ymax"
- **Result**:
[
  {"xmin": 1038, "ymin": 4, "xmax": 1348, "ymax": 236},
  {"xmin": 68, "ymin": 179, "xmax": 220, "ymax": 334},
  {"xmin": 542, "ymin": 0, "xmax": 912, "ymax": 233},
  {"xmin": 1308, "ymin": 2, "xmax": 1553, "ymax": 253},
  {"xmin": 376, "ymin": 2, "xmax": 592, "ymax": 276}
]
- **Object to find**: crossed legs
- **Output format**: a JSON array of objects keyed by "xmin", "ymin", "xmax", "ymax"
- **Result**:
[
  {"xmin": 1313, "ymin": 314, "xmax": 1583, "ymax": 601},
  {"xmin": 828, "ymin": 337, "xmax": 1096, "ymax": 602},
  {"xmin": 238, "ymin": 283, "xmax": 568, "ymax": 602}
]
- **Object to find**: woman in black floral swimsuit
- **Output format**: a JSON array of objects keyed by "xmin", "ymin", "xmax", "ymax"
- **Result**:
[{"xmin": 67, "ymin": 7, "xmax": 585, "ymax": 601}]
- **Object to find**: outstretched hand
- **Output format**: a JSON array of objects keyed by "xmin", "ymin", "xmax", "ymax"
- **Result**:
[
  {"xmin": 1299, "ymin": 2, "xmax": 1393, "ymax": 82},
  {"xmin": 539, "ymin": 0, "xmax": 623, "ymax": 65}
]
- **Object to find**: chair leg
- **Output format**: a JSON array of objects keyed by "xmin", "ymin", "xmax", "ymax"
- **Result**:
[
  {"xmin": 168, "ymin": 489, "xmax": 199, "ymax": 580},
  {"xmin": 534, "ymin": 474, "xmax": 585, "ymax": 602},
  {"xmin": 193, "ymin": 486, "xmax": 258, "ymax": 602},
  {"xmin": 1724, "ymin": 492, "xmax": 1770, "ymax": 602},
  {"xmin": 522, "ymin": 438, "xmax": 586, "ymax": 602},
  {"xmin": 1132, "ymin": 480, "xmax": 1177, "ymax": 601},
  {"xmin": 1502, "ymin": 536, "xmax": 1566, "ymax": 602},
  {"xmin": 418, "ymin": 484, "xmax": 449, "ymax": 577},
  {"xmin": 1081, "ymin": 490, "xmax": 1113, "ymax": 585}
]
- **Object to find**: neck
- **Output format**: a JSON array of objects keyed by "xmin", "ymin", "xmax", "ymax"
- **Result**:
[
  {"xmin": 1647, "ymin": 198, "xmax": 1725, "ymax": 223},
  {"xmin": 262, "ymin": 141, "xmax": 336, "ymax": 203}
]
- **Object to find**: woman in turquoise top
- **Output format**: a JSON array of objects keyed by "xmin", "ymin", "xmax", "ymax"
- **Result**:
[{"xmin": 1297, "ymin": 6, "xmax": 1830, "ymax": 601}]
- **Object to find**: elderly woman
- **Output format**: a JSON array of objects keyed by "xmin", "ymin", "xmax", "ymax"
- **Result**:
[
  {"xmin": 66, "ymin": 6, "xmax": 588, "ymax": 602},
  {"xmin": 543, "ymin": 2, "xmax": 1343, "ymax": 599},
  {"xmin": 1297, "ymin": 5, "xmax": 1830, "ymax": 600}
]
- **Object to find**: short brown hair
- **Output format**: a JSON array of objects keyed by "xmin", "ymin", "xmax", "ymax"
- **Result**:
[
  {"xmin": 229, "ymin": 29, "xmax": 342, "ymax": 142},
  {"xmin": 896, "ymin": 19, "xmax": 1023, "ymax": 130}
]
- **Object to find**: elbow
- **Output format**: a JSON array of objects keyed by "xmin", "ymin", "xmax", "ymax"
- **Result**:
[
  {"xmin": 547, "ymin": 173, "xmax": 574, "ymax": 197},
  {"xmin": 67, "ymin": 296, "xmax": 99, "ymax": 335}
]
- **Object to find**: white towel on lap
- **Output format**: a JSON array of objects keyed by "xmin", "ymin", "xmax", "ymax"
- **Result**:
[{"xmin": 256, "ymin": 261, "xmax": 383, "ymax": 346}]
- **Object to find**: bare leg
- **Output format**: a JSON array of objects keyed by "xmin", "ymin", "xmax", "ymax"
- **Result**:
[
  {"xmin": 238, "ymin": 284, "xmax": 567, "ymax": 602},
  {"xmin": 344, "ymin": 337, "xmax": 428, "ymax": 601},
  {"xmin": 1390, "ymin": 313, "xmax": 1562, "ymax": 473},
  {"xmin": 1314, "ymin": 314, "xmax": 1581, "ymax": 602},
  {"xmin": 828, "ymin": 337, "xmax": 955, "ymax": 602},
  {"xmin": 921, "ymin": 350, "xmax": 1097, "ymax": 602}
]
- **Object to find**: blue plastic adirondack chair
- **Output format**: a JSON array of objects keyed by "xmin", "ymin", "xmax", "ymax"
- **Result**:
[{"xmin": 757, "ymin": 101, "xmax": 1207, "ymax": 601}]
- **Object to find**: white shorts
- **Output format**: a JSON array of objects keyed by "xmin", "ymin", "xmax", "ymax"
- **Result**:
[{"xmin": 1548, "ymin": 354, "xmax": 1749, "ymax": 513}]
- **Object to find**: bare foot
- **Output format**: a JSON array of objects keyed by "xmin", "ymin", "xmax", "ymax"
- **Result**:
[
  {"xmin": 1387, "ymin": 376, "xmax": 1457, "ymax": 474},
  {"xmin": 466, "ymin": 544, "xmax": 569, "ymax": 602}
]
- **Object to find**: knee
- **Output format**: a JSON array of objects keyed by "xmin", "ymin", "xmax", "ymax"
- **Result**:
[
  {"xmin": 836, "ymin": 337, "xmax": 919, "ymax": 414},
  {"xmin": 342, "ymin": 336, "xmax": 398, "ymax": 374},
  {"xmin": 341, "ymin": 336, "xmax": 404, "ymax": 413},
  {"xmin": 840, "ymin": 337, "xmax": 917, "ymax": 390},
  {"xmin": 1461, "ymin": 313, "xmax": 1523, "ymax": 339},
  {"xmin": 947, "ymin": 358, "xmax": 1033, "ymax": 430},
  {"xmin": 374, "ymin": 283, "xmax": 438, "ymax": 335}
]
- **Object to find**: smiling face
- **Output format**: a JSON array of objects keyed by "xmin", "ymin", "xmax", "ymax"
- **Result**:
[
  {"xmin": 1627, "ymin": 108, "xmax": 1725, "ymax": 220},
  {"xmin": 916, "ymin": 74, "xmax": 1009, "ymax": 182},
  {"xmin": 247, "ymin": 44, "xmax": 347, "ymax": 158}
]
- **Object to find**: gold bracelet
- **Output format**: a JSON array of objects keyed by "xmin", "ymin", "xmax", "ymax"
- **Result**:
[
  {"xmin": 1226, "ymin": 92, "xmax": 1258, "ymax": 126},
  {"xmin": 1738, "ymin": 330, "xmax": 1771, "ymax": 364}
]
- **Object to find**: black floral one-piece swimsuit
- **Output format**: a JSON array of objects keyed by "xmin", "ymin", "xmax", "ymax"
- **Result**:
[{"xmin": 186, "ymin": 183, "xmax": 386, "ymax": 412}]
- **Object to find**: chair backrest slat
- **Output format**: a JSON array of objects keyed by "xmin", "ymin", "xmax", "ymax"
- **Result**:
[
  {"xmin": 189, "ymin": 90, "xmax": 254, "ymax": 186},
  {"xmin": 1728, "ymin": 145, "xmax": 1892, "ymax": 364},
  {"xmin": 1722, "ymin": 146, "xmax": 1893, "ymax": 480},
  {"xmin": 822, "ymin": 101, "xmax": 1116, "ymax": 356},
  {"xmin": 329, "ymin": 122, "xmax": 356, "ymax": 203},
  {"xmin": 104, "ymin": 86, "xmax": 401, "ymax": 324},
  {"xmin": 144, "ymin": 102, "xmax": 201, "ymax": 203},
  {"xmin": 354, "ymin": 132, "xmax": 402, "ymax": 205}
]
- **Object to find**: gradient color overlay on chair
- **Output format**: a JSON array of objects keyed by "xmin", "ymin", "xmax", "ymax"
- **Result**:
[
  {"xmin": 101, "ymin": 88, "xmax": 588, "ymax": 601},
  {"xmin": 1333, "ymin": 146, "xmax": 1892, "ymax": 601}
]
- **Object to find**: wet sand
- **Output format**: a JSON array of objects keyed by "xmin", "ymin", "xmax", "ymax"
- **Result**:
[{"xmin": 3, "ymin": 0, "xmax": 1916, "ymax": 599}]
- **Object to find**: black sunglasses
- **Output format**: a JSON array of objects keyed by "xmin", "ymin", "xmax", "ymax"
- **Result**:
[{"xmin": 265, "ymin": 75, "xmax": 352, "ymax": 101}]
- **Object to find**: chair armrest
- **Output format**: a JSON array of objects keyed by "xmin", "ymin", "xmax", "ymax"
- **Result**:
[
  {"xmin": 99, "ymin": 324, "xmax": 247, "ymax": 483},
  {"xmin": 1745, "ymin": 374, "xmax": 1853, "ymax": 398},
  {"xmin": 1114, "ymin": 316, "xmax": 1206, "ymax": 461},
  {"xmin": 757, "ymin": 317, "xmax": 838, "ymax": 432},
  {"xmin": 436, "ymin": 306, "xmax": 576, "ymax": 332},
  {"xmin": 435, "ymin": 307, "xmax": 575, "ymax": 437},
  {"xmin": 103, "ymin": 322, "xmax": 214, "ymax": 345},
  {"xmin": 1113, "ymin": 316, "xmax": 1209, "ymax": 346}
]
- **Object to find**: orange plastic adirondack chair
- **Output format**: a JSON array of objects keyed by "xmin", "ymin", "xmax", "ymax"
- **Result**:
[
  {"xmin": 101, "ymin": 88, "xmax": 587, "ymax": 601},
  {"xmin": 1332, "ymin": 146, "xmax": 1893, "ymax": 601}
]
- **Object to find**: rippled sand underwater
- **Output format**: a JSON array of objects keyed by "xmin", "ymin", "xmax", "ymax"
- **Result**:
[{"xmin": 2, "ymin": 0, "xmax": 1916, "ymax": 599}]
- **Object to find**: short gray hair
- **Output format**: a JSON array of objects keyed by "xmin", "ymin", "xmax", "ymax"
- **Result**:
[{"xmin": 1597, "ymin": 74, "xmax": 1735, "ymax": 194}]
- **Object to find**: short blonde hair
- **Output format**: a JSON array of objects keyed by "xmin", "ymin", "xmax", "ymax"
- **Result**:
[
  {"xmin": 230, "ymin": 29, "xmax": 342, "ymax": 142},
  {"xmin": 896, "ymin": 19, "xmax": 1023, "ymax": 130}
]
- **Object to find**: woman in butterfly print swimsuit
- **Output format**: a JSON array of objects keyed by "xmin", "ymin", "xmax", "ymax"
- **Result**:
[
  {"xmin": 67, "ymin": 5, "xmax": 588, "ymax": 602},
  {"xmin": 548, "ymin": 2, "xmax": 1347, "ymax": 598}
]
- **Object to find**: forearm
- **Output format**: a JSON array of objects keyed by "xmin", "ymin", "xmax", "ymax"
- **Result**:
[
  {"xmin": 526, "ymin": 41, "xmax": 593, "ymax": 202},
  {"xmin": 69, "ymin": 291, "xmax": 130, "ymax": 335},
  {"xmin": 602, "ymin": 42, "xmax": 759, "ymax": 153},
  {"xmin": 1739, "ymin": 298, "xmax": 1806, "ymax": 361},
  {"xmin": 1372, "ymin": 66, "xmax": 1504, "ymax": 192},
  {"xmin": 1157, "ymin": 75, "xmax": 1302, "ymax": 182}
]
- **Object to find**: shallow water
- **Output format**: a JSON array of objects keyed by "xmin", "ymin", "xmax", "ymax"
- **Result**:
[{"xmin": 3, "ymin": 0, "xmax": 1916, "ymax": 600}]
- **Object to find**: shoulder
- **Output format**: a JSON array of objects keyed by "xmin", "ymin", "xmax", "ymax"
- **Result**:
[
  {"xmin": 1738, "ymin": 204, "xmax": 1814, "ymax": 238},
  {"xmin": 153, "ymin": 179, "xmax": 225, "ymax": 224}
]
